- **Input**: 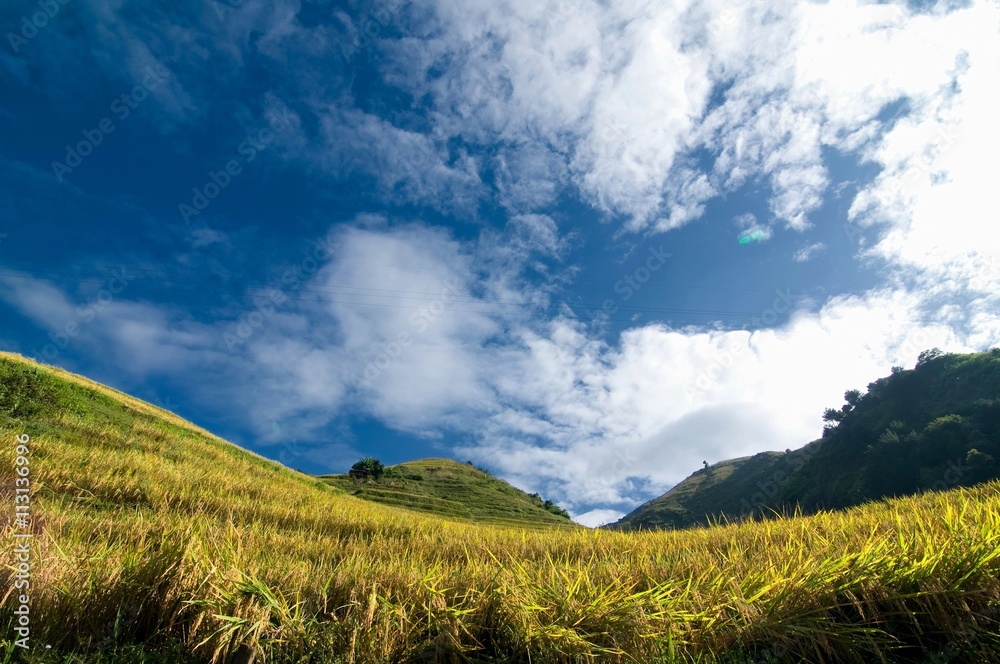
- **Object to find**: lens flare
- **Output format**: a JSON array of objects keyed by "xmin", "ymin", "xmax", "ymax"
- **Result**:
[{"xmin": 739, "ymin": 228, "xmax": 767, "ymax": 245}]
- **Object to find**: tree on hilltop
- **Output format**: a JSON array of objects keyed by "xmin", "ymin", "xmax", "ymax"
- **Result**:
[
  {"xmin": 917, "ymin": 348, "xmax": 944, "ymax": 366},
  {"xmin": 349, "ymin": 456, "xmax": 384, "ymax": 480}
]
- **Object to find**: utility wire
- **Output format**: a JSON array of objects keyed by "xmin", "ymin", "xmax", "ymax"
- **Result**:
[{"xmin": 0, "ymin": 265, "xmax": 787, "ymax": 320}]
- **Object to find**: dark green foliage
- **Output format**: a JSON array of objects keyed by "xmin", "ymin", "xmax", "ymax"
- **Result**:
[
  {"xmin": 350, "ymin": 456, "xmax": 385, "ymax": 480},
  {"xmin": 844, "ymin": 389, "xmax": 863, "ymax": 407},
  {"xmin": 542, "ymin": 499, "xmax": 570, "ymax": 519},
  {"xmin": 823, "ymin": 407, "xmax": 845, "ymax": 423},
  {"xmin": 918, "ymin": 347, "xmax": 945, "ymax": 366},
  {"xmin": 0, "ymin": 359, "xmax": 58, "ymax": 419},
  {"xmin": 613, "ymin": 348, "xmax": 1000, "ymax": 531},
  {"xmin": 795, "ymin": 349, "xmax": 1000, "ymax": 511},
  {"xmin": 525, "ymin": 492, "xmax": 571, "ymax": 519}
]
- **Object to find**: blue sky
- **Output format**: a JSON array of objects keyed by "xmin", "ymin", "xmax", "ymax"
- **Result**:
[{"xmin": 1, "ymin": 0, "xmax": 998, "ymax": 525}]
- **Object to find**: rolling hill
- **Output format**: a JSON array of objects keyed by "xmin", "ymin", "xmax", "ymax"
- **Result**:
[
  {"xmin": 4, "ymin": 350, "xmax": 1000, "ymax": 663},
  {"xmin": 319, "ymin": 458, "xmax": 574, "ymax": 528},
  {"xmin": 606, "ymin": 445, "xmax": 818, "ymax": 531},
  {"xmin": 611, "ymin": 349, "xmax": 1000, "ymax": 532}
]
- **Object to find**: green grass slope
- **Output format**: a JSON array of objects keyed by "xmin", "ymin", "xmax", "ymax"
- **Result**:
[
  {"xmin": 320, "ymin": 459, "xmax": 574, "ymax": 528},
  {"xmin": 607, "ymin": 448, "xmax": 810, "ymax": 531},
  {"xmin": 612, "ymin": 349, "xmax": 1000, "ymax": 532},
  {"xmin": 4, "ymin": 351, "xmax": 1000, "ymax": 663}
]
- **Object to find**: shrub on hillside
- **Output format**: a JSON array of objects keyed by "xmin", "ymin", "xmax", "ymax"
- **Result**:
[{"xmin": 349, "ymin": 456, "xmax": 384, "ymax": 480}]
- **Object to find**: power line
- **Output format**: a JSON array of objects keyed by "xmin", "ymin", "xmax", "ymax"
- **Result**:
[
  {"xmin": 0, "ymin": 256, "xmax": 778, "ymax": 293},
  {"xmin": 0, "ymin": 263, "xmax": 787, "ymax": 321}
]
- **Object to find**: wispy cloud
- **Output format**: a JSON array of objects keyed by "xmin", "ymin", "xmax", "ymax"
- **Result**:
[{"xmin": 793, "ymin": 242, "xmax": 826, "ymax": 262}]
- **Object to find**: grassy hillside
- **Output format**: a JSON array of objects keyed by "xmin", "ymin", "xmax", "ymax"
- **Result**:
[
  {"xmin": 2, "ymin": 351, "xmax": 1000, "ymax": 662},
  {"xmin": 320, "ymin": 459, "xmax": 573, "ymax": 528},
  {"xmin": 606, "ymin": 444, "xmax": 815, "ymax": 530},
  {"xmin": 613, "ymin": 349, "xmax": 1000, "ymax": 532}
]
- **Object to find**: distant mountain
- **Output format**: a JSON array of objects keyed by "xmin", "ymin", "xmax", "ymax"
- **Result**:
[
  {"xmin": 610, "ymin": 349, "xmax": 1000, "ymax": 531},
  {"xmin": 320, "ymin": 458, "xmax": 575, "ymax": 528}
]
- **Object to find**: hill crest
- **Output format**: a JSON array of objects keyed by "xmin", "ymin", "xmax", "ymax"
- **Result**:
[{"xmin": 321, "ymin": 457, "xmax": 574, "ymax": 528}]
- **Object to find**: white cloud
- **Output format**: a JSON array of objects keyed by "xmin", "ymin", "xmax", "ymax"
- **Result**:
[
  {"xmin": 314, "ymin": 107, "xmax": 486, "ymax": 215},
  {"xmin": 456, "ymin": 286, "xmax": 991, "ymax": 512},
  {"xmin": 190, "ymin": 227, "xmax": 229, "ymax": 249},
  {"xmin": 0, "ymin": 268, "xmax": 220, "ymax": 377},
  {"xmin": 371, "ymin": 0, "xmax": 996, "ymax": 242},
  {"xmin": 848, "ymin": 4, "xmax": 1000, "ymax": 288},
  {"xmin": 793, "ymin": 242, "xmax": 826, "ymax": 262},
  {"xmin": 0, "ymin": 271, "xmax": 78, "ymax": 331},
  {"xmin": 574, "ymin": 508, "xmax": 625, "ymax": 528},
  {"xmin": 494, "ymin": 145, "xmax": 568, "ymax": 213}
]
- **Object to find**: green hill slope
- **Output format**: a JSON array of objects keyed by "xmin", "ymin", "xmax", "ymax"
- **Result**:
[
  {"xmin": 612, "ymin": 349, "xmax": 1000, "ymax": 531},
  {"xmin": 320, "ymin": 458, "xmax": 573, "ymax": 527},
  {"xmin": 606, "ymin": 446, "xmax": 816, "ymax": 531}
]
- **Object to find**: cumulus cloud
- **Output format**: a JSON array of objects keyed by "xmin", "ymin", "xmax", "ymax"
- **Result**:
[
  {"xmin": 456, "ymin": 287, "xmax": 987, "ymax": 516},
  {"xmin": 574, "ymin": 508, "xmax": 626, "ymax": 528},
  {"xmin": 368, "ymin": 0, "xmax": 996, "ymax": 241}
]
